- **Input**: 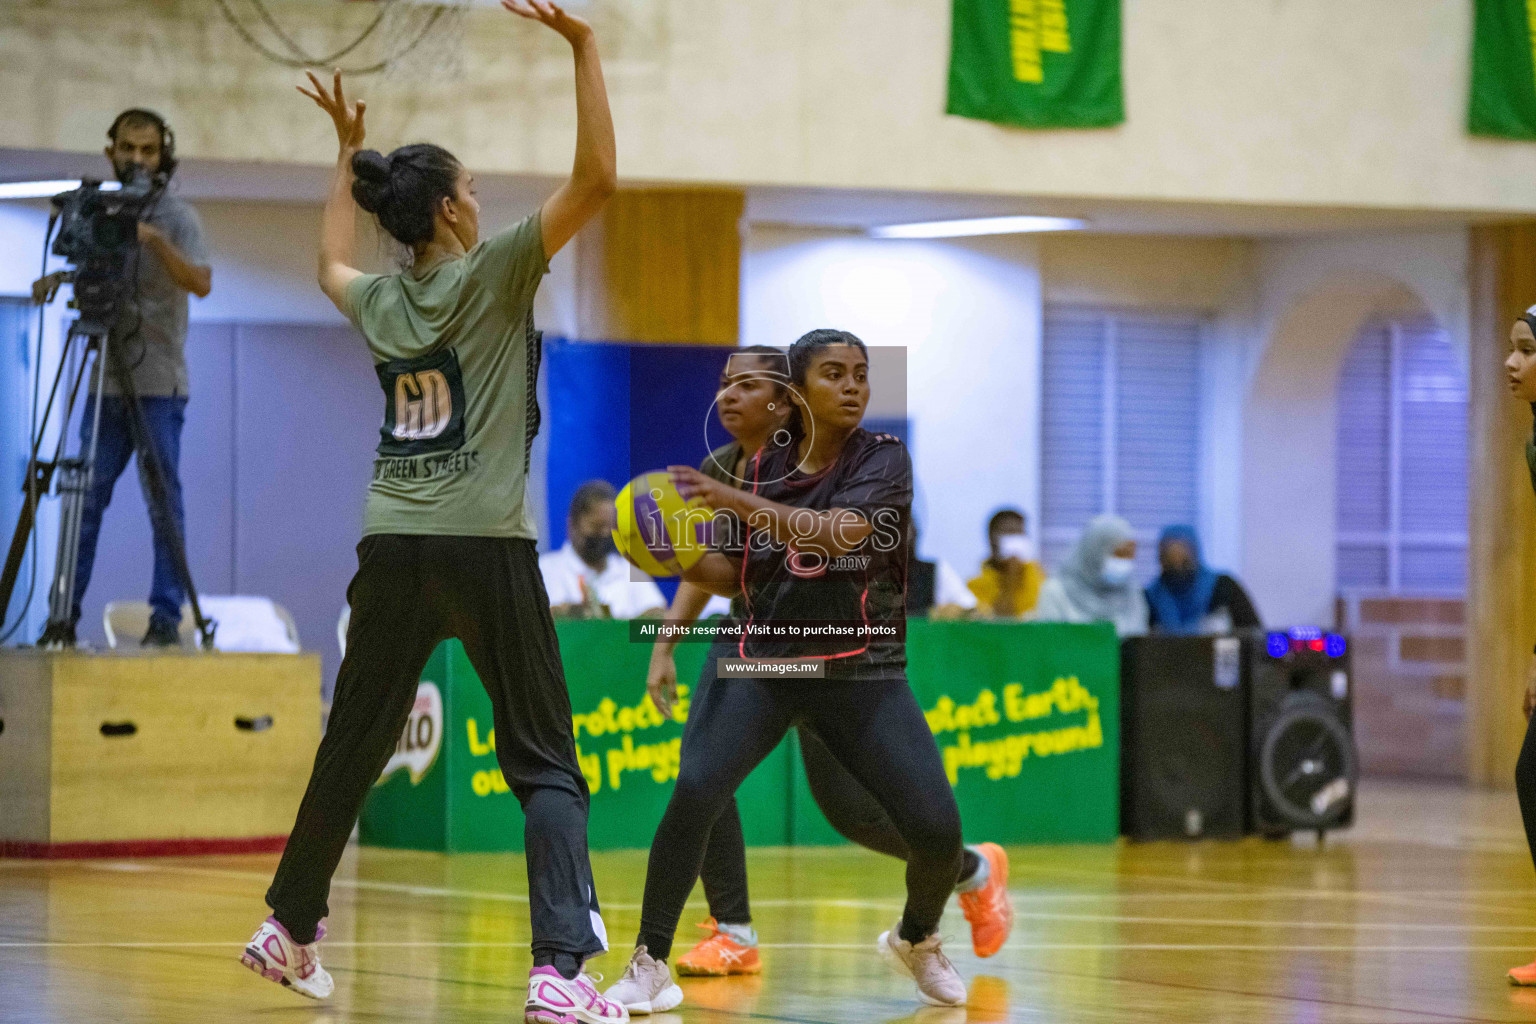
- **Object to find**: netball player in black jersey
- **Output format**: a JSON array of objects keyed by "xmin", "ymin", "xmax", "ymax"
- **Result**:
[
  {"xmin": 609, "ymin": 330, "xmax": 990, "ymax": 1011},
  {"xmin": 648, "ymin": 350, "xmax": 1012, "ymax": 982},
  {"xmin": 1505, "ymin": 305, "xmax": 1536, "ymax": 986}
]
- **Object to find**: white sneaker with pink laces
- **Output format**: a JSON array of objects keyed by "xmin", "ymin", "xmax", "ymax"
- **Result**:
[
  {"xmin": 240, "ymin": 915, "xmax": 334, "ymax": 1000},
  {"xmin": 877, "ymin": 920, "xmax": 966, "ymax": 1007},
  {"xmin": 525, "ymin": 965, "xmax": 629, "ymax": 1024}
]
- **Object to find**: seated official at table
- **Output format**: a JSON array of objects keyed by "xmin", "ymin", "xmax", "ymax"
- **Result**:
[
  {"xmin": 1145, "ymin": 525, "xmax": 1261, "ymax": 636},
  {"xmin": 967, "ymin": 507, "xmax": 1046, "ymax": 618},
  {"xmin": 540, "ymin": 479, "xmax": 666, "ymax": 619},
  {"xmin": 1031, "ymin": 514, "xmax": 1148, "ymax": 638},
  {"xmin": 906, "ymin": 520, "xmax": 978, "ymax": 619}
]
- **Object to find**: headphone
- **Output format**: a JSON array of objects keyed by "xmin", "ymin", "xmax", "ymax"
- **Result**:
[{"xmin": 108, "ymin": 108, "xmax": 177, "ymax": 178}]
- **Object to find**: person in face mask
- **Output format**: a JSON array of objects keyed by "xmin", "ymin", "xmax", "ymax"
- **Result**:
[
  {"xmin": 1145, "ymin": 525, "xmax": 1260, "ymax": 635},
  {"xmin": 541, "ymin": 478, "xmax": 666, "ymax": 618},
  {"xmin": 1030, "ymin": 514, "xmax": 1148, "ymax": 637},
  {"xmin": 967, "ymin": 508, "xmax": 1046, "ymax": 618}
]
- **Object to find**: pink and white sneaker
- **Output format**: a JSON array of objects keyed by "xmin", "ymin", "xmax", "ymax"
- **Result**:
[
  {"xmin": 240, "ymin": 915, "xmax": 334, "ymax": 1000},
  {"xmin": 526, "ymin": 966, "xmax": 629, "ymax": 1024}
]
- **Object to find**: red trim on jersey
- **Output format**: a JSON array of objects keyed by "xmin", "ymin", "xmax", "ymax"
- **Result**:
[{"xmin": 737, "ymin": 438, "xmax": 874, "ymax": 664}]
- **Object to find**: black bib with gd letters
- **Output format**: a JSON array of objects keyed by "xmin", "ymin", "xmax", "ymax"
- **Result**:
[{"xmin": 375, "ymin": 348, "xmax": 467, "ymax": 458}]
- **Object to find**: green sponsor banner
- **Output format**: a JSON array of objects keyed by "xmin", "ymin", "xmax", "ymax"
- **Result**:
[
  {"xmin": 946, "ymin": 0, "xmax": 1124, "ymax": 129},
  {"xmin": 360, "ymin": 623, "xmax": 791, "ymax": 852},
  {"xmin": 1470, "ymin": 0, "xmax": 1536, "ymax": 140},
  {"xmin": 791, "ymin": 620, "xmax": 1119, "ymax": 846},
  {"xmin": 362, "ymin": 620, "xmax": 1119, "ymax": 852}
]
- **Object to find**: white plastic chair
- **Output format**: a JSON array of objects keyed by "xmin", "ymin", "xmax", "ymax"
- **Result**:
[
  {"xmin": 194, "ymin": 596, "xmax": 301, "ymax": 653},
  {"xmin": 102, "ymin": 600, "xmax": 197, "ymax": 649}
]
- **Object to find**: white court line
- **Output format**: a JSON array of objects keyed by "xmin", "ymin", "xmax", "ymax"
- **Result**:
[
  {"xmin": 76, "ymin": 862, "xmax": 902, "ymax": 912},
  {"xmin": 1007, "ymin": 912, "xmax": 1536, "ymax": 933},
  {"xmin": 3, "ymin": 940, "xmax": 1536, "ymax": 953},
  {"xmin": 69, "ymin": 862, "xmax": 1534, "ymax": 921}
]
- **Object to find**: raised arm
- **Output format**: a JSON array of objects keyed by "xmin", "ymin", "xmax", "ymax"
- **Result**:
[
  {"xmin": 297, "ymin": 70, "xmax": 367, "ymax": 312},
  {"xmin": 504, "ymin": 0, "xmax": 617, "ymax": 259}
]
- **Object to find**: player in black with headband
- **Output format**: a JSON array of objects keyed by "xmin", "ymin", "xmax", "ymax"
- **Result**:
[
  {"xmin": 608, "ymin": 329, "xmax": 996, "ymax": 1012},
  {"xmin": 1506, "ymin": 305, "xmax": 1536, "ymax": 987},
  {"xmin": 647, "ymin": 349, "xmax": 1012, "ymax": 982}
]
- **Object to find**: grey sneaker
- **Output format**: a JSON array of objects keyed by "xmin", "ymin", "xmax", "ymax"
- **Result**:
[
  {"xmin": 878, "ymin": 921, "xmax": 966, "ymax": 1007},
  {"xmin": 603, "ymin": 946, "xmax": 683, "ymax": 1015}
]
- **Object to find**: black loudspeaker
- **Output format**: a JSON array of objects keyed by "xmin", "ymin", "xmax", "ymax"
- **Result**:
[
  {"xmin": 1120, "ymin": 635, "xmax": 1248, "ymax": 840},
  {"xmin": 1247, "ymin": 630, "xmax": 1357, "ymax": 837}
]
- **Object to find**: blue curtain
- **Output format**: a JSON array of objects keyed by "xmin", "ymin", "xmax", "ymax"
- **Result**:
[
  {"xmin": 544, "ymin": 339, "xmax": 731, "ymax": 550},
  {"xmin": 0, "ymin": 300, "xmax": 35, "ymax": 629}
]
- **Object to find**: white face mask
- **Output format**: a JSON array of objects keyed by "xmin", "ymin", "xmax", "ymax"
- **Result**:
[
  {"xmin": 997, "ymin": 533, "xmax": 1037, "ymax": 562},
  {"xmin": 1101, "ymin": 556, "xmax": 1136, "ymax": 586}
]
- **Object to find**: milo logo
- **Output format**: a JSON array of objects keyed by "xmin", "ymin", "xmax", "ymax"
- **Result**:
[{"xmin": 377, "ymin": 681, "xmax": 443, "ymax": 786}]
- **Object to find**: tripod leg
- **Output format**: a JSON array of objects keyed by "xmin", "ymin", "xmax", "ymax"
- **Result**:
[
  {"xmin": 1, "ymin": 328, "xmax": 82, "ymax": 633},
  {"xmin": 43, "ymin": 336, "xmax": 112, "ymax": 641}
]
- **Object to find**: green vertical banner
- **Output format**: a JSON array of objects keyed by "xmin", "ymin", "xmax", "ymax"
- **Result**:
[
  {"xmin": 1470, "ymin": 0, "xmax": 1536, "ymax": 140},
  {"xmin": 946, "ymin": 0, "xmax": 1124, "ymax": 129}
]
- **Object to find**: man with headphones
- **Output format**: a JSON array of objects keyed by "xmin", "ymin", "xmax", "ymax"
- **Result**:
[{"xmin": 31, "ymin": 108, "xmax": 212, "ymax": 647}]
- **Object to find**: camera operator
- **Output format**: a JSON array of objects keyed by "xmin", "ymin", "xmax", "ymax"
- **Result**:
[{"xmin": 32, "ymin": 109, "xmax": 212, "ymax": 647}]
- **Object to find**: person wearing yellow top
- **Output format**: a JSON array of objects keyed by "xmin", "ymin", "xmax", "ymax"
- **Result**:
[{"xmin": 967, "ymin": 508, "xmax": 1046, "ymax": 618}]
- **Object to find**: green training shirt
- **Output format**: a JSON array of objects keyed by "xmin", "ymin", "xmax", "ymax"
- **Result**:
[{"xmin": 343, "ymin": 213, "xmax": 548, "ymax": 539}]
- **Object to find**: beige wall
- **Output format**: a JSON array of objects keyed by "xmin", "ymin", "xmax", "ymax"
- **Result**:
[
  {"xmin": 4, "ymin": 1, "xmax": 1536, "ymax": 214},
  {"xmin": 1040, "ymin": 235, "xmax": 1251, "ymax": 311}
]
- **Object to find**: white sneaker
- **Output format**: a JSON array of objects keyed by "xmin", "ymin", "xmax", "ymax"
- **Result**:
[
  {"xmin": 240, "ymin": 915, "xmax": 334, "ymax": 1000},
  {"xmin": 604, "ymin": 946, "xmax": 684, "ymax": 1015},
  {"xmin": 526, "ymin": 965, "xmax": 629, "ymax": 1023},
  {"xmin": 878, "ymin": 920, "xmax": 966, "ymax": 1007}
]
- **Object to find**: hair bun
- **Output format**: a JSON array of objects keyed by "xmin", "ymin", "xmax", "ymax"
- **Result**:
[{"xmin": 350, "ymin": 149, "xmax": 393, "ymax": 214}]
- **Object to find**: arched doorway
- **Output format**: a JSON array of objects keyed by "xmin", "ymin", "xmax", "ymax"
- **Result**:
[
  {"xmin": 1335, "ymin": 315, "xmax": 1468, "ymax": 778},
  {"xmin": 1243, "ymin": 263, "xmax": 1470, "ymax": 780}
]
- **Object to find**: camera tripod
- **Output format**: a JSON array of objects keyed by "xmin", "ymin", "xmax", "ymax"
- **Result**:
[{"xmin": 1, "ymin": 316, "xmax": 214, "ymax": 649}]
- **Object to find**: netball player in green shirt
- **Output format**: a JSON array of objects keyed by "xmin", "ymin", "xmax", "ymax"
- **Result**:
[{"xmin": 238, "ymin": 5, "xmax": 627, "ymax": 1022}]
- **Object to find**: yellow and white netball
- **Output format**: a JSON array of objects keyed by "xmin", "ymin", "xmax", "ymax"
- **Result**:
[{"xmin": 612, "ymin": 471, "xmax": 714, "ymax": 578}]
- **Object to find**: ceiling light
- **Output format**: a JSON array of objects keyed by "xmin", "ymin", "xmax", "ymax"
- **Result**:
[
  {"xmin": 868, "ymin": 215, "xmax": 1087, "ymax": 239},
  {"xmin": 0, "ymin": 180, "xmax": 121, "ymax": 201}
]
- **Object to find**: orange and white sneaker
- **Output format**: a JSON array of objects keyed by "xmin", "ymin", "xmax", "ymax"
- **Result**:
[
  {"xmin": 1509, "ymin": 959, "xmax": 1536, "ymax": 985},
  {"xmin": 957, "ymin": 843, "xmax": 1014, "ymax": 958},
  {"xmin": 674, "ymin": 918, "xmax": 763, "ymax": 977}
]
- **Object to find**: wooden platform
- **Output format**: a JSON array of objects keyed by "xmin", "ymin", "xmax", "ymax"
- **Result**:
[
  {"xmin": 0, "ymin": 649, "xmax": 321, "ymax": 855},
  {"xmin": 2, "ymin": 779, "xmax": 1535, "ymax": 1022}
]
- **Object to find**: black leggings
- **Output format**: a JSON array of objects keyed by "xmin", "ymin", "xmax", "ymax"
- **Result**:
[
  {"xmin": 1518, "ymin": 713, "xmax": 1536, "ymax": 871},
  {"xmin": 266, "ymin": 535, "xmax": 605, "ymax": 961},
  {"xmin": 694, "ymin": 675, "xmax": 911, "ymax": 924},
  {"xmin": 637, "ymin": 671, "xmax": 964, "ymax": 961}
]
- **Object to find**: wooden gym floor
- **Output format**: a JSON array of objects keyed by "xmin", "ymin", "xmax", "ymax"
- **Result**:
[{"xmin": 4, "ymin": 779, "xmax": 1536, "ymax": 1023}]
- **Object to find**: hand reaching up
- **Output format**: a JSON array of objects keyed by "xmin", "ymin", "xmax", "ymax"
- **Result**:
[
  {"xmin": 297, "ymin": 69, "xmax": 367, "ymax": 153},
  {"xmin": 503, "ymin": 0, "xmax": 594, "ymax": 45}
]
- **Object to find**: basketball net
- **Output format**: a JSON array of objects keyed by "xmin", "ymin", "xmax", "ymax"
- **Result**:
[{"xmin": 376, "ymin": 0, "xmax": 472, "ymax": 83}]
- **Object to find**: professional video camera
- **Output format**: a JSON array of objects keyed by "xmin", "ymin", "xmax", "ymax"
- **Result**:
[
  {"xmin": 49, "ymin": 166, "xmax": 164, "ymax": 331},
  {"xmin": 0, "ymin": 164, "xmax": 211, "ymax": 649}
]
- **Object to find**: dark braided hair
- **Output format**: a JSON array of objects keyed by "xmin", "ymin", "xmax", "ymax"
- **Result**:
[{"xmin": 351, "ymin": 143, "xmax": 461, "ymax": 250}]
